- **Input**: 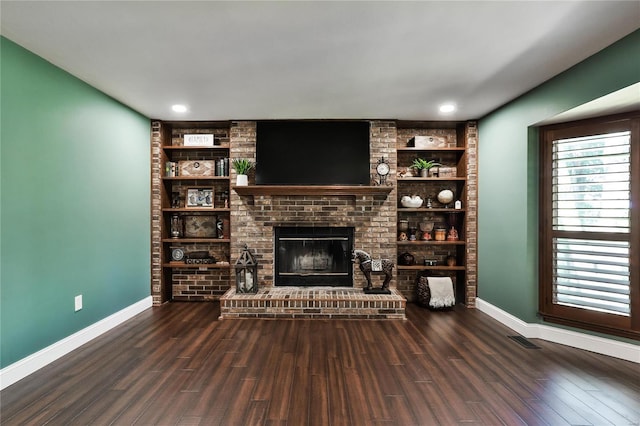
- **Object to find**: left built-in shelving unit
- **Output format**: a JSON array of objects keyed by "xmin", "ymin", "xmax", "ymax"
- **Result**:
[{"xmin": 151, "ymin": 121, "xmax": 232, "ymax": 303}]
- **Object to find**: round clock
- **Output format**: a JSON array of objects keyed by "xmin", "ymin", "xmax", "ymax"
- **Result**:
[
  {"xmin": 171, "ymin": 247, "xmax": 185, "ymax": 262},
  {"xmin": 376, "ymin": 157, "xmax": 390, "ymax": 184}
]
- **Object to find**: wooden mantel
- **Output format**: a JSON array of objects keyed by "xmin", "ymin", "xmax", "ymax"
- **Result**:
[{"xmin": 232, "ymin": 185, "xmax": 393, "ymax": 197}]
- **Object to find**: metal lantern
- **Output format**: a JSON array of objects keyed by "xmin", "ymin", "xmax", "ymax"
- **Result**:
[{"xmin": 235, "ymin": 244, "xmax": 258, "ymax": 293}]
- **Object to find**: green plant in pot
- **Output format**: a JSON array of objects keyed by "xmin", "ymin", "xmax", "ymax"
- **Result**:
[
  {"xmin": 411, "ymin": 158, "xmax": 442, "ymax": 177},
  {"xmin": 232, "ymin": 159, "xmax": 254, "ymax": 186}
]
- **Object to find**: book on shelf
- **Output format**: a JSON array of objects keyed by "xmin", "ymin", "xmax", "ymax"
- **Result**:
[{"xmin": 165, "ymin": 161, "xmax": 178, "ymax": 177}]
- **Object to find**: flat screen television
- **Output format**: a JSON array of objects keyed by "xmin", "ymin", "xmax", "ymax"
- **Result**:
[{"xmin": 255, "ymin": 121, "xmax": 370, "ymax": 186}]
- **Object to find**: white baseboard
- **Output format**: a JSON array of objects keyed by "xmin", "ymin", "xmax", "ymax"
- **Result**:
[
  {"xmin": 475, "ymin": 298, "xmax": 639, "ymax": 364},
  {"xmin": 0, "ymin": 296, "xmax": 153, "ymax": 390}
]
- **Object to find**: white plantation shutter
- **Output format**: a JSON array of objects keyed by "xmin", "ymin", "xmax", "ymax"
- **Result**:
[{"xmin": 551, "ymin": 131, "xmax": 631, "ymax": 316}]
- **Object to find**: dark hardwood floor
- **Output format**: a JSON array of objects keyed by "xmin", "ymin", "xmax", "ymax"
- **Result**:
[{"xmin": 1, "ymin": 302, "xmax": 639, "ymax": 425}]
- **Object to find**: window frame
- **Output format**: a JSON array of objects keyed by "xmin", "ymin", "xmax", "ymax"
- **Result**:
[{"xmin": 539, "ymin": 112, "xmax": 639, "ymax": 340}]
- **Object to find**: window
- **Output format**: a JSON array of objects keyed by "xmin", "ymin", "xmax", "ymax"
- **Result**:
[{"xmin": 539, "ymin": 113, "xmax": 639, "ymax": 339}]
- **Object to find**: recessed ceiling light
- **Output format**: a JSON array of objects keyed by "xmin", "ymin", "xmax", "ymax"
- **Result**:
[
  {"xmin": 172, "ymin": 104, "xmax": 188, "ymax": 113},
  {"xmin": 439, "ymin": 103, "xmax": 456, "ymax": 113}
]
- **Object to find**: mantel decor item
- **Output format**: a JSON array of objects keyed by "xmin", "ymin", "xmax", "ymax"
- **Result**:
[
  {"xmin": 375, "ymin": 156, "xmax": 390, "ymax": 185},
  {"xmin": 232, "ymin": 158, "xmax": 254, "ymax": 186},
  {"xmin": 235, "ymin": 244, "xmax": 258, "ymax": 293}
]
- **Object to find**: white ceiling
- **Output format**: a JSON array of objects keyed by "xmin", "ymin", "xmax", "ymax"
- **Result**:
[{"xmin": 1, "ymin": 1, "xmax": 639, "ymax": 121}]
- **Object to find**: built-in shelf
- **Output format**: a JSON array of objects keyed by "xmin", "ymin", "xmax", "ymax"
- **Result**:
[
  {"xmin": 397, "ymin": 147, "xmax": 465, "ymax": 152},
  {"xmin": 397, "ymin": 208, "xmax": 466, "ymax": 213},
  {"xmin": 162, "ymin": 208, "xmax": 231, "ymax": 213},
  {"xmin": 397, "ymin": 265, "xmax": 466, "ymax": 271},
  {"xmin": 162, "ymin": 145, "xmax": 230, "ymax": 150},
  {"xmin": 162, "ymin": 238, "xmax": 231, "ymax": 243},
  {"xmin": 163, "ymin": 262, "xmax": 231, "ymax": 269},
  {"xmin": 163, "ymin": 176, "xmax": 229, "ymax": 181},
  {"xmin": 396, "ymin": 241, "xmax": 465, "ymax": 246},
  {"xmin": 397, "ymin": 177, "xmax": 466, "ymax": 181},
  {"xmin": 233, "ymin": 185, "xmax": 393, "ymax": 197}
]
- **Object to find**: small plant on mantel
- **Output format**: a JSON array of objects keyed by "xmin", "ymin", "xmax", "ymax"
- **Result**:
[
  {"xmin": 232, "ymin": 159, "xmax": 254, "ymax": 186},
  {"xmin": 411, "ymin": 158, "xmax": 442, "ymax": 177}
]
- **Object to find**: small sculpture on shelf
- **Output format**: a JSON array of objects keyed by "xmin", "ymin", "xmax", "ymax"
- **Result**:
[
  {"xmin": 170, "ymin": 214, "xmax": 183, "ymax": 238},
  {"xmin": 408, "ymin": 226, "xmax": 418, "ymax": 241},
  {"xmin": 352, "ymin": 249, "xmax": 394, "ymax": 294},
  {"xmin": 398, "ymin": 219, "xmax": 409, "ymax": 241},
  {"xmin": 419, "ymin": 221, "xmax": 434, "ymax": 240},
  {"xmin": 171, "ymin": 192, "xmax": 181, "ymax": 209},
  {"xmin": 447, "ymin": 226, "xmax": 459, "ymax": 241}
]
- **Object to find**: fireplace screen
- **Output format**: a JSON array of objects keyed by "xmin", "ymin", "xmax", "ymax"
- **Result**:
[{"xmin": 275, "ymin": 227, "xmax": 354, "ymax": 286}]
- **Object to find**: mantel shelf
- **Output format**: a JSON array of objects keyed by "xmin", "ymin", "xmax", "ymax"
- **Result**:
[{"xmin": 232, "ymin": 185, "xmax": 393, "ymax": 197}]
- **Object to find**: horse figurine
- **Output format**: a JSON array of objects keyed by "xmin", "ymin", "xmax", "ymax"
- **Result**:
[{"xmin": 352, "ymin": 249, "xmax": 394, "ymax": 292}]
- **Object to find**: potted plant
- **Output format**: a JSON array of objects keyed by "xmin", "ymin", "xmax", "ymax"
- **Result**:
[
  {"xmin": 232, "ymin": 158, "xmax": 254, "ymax": 186},
  {"xmin": 411, "ymin": 158, "xmax": 442, "ymax": 177}
]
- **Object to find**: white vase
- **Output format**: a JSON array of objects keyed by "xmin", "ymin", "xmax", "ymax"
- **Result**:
[{"xmin": 236, "ymin": 174, "xmax": 248, "ymax": 186}]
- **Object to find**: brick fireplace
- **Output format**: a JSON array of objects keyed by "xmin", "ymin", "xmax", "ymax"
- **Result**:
[
  {"xmin": 229, "ymin": 121, "xmax": 397, "ymax": 291},
  {"xmin": 151, "ymin": 119, "xmax": 477, "ymax": 317}
]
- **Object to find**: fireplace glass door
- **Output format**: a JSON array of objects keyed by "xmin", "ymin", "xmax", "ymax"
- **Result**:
[{"xmin": 275, "ymin": 227, "xmax": 354, "ymax": 286}]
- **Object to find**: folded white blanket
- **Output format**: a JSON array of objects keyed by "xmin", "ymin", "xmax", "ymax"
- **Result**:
[{"xmin": 427, "ymin": 277, "xmax": 455, "ymax": 308}]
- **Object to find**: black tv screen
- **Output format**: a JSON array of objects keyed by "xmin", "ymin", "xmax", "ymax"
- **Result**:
[{"xmin": 255, "ymin": 121, "xmax": 370, "ymax": 186}]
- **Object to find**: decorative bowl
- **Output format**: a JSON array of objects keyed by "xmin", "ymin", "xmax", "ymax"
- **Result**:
[{"xmin": 401, "ymin": 195, "xmax": 423, "ymax": 208}]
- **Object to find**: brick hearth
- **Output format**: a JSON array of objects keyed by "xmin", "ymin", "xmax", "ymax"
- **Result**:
[{"xmin": 219, "ymin": 287, "xmax": 406, "ymax": 320}]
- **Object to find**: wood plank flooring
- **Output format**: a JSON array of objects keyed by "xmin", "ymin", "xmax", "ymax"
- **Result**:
[{"xmin": 1, "ymin": 302, "xmax": 639, "ymax": 425}]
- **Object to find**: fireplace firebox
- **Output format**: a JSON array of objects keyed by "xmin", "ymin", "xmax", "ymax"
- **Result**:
[{"xmin": 274, "ymin": 227, "xmax": 354, "ymax": 287}]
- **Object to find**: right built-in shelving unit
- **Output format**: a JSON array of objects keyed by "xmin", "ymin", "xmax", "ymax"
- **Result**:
[{"xmin": 395, "ymin": 121, "xmax": 475, "ymax": 304}]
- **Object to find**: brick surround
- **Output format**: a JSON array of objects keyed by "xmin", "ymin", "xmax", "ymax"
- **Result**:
[{"xmin": 230, "ymin": 121, "xmax": 397, "ymax": 291}]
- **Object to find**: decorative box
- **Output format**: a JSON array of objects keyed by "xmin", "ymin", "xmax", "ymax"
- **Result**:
[
  {"xmin": 436, "ymin": 166, "xmax": 458, "ymax": 177},
  {"xmin": 408, "ymin": 135, "xmax": 446, "ymax": 148},
  {"xmin": 178, "ymin": 160, "xmax": 215, "ymax": 176}
]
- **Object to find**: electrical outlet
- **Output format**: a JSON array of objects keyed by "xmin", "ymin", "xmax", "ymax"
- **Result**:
[{"xmin": 75, "ymin": 295, "xmax": 83, "ymax": 312}]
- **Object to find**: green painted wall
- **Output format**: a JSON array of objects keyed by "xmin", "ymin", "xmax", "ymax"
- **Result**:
[
  {"xmin": 478, "ymin": 30, "xmax": 640, "ymax": 327},
  {"xmin": 1, "ymin": 37, "xmax": 151, "ymax": 368}
]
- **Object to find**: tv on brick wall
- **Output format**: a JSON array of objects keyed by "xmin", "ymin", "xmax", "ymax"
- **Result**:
[{"xmin": 255, "ymin": 120, "xmax": 371, "ymax": 186}]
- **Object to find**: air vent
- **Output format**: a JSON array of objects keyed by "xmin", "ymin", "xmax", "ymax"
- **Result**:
[{"xmin": 508, "ymin": 335, "xmax": 541, "ymax": 349}]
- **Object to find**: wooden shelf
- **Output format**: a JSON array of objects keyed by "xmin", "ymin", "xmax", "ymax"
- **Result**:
[
  {"xmin": 397, "ymin": 147, "xmax": 465, "ymax": 152},
  {"xmin": 162, "ymin": 238, "xmax": 230, "ymax": 243},
  {"xmin": 163, "ymin": 176, "xmax": 229, "ymax": 181},
  {"xmin": 397, "ymin": 208, "xmax": 465, "ymax": 213},
  {"xmin": 233, "ymin": 185, "xmax": 393, "ymax": 196},
  {"xmin": 396, "ymin": 240, "xmax": 465, "ymax": 246},
  {"xmin": 162, "ymin": 208, "xmax": 230, "ymax": 213},
  {"xmin": 162, "ymin": 145, "xmax": 229, "ymax": 150},
  {"xmin": 163, "ymin": 262, "xmax": 231, "ymax": 269},
  {"xmin": 397, "ymin": 265, "xmax": 466, "ymax": 271},
  {"xmin": 397, "ymin": 177, "xmax": 466, "ymax": 182}
]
